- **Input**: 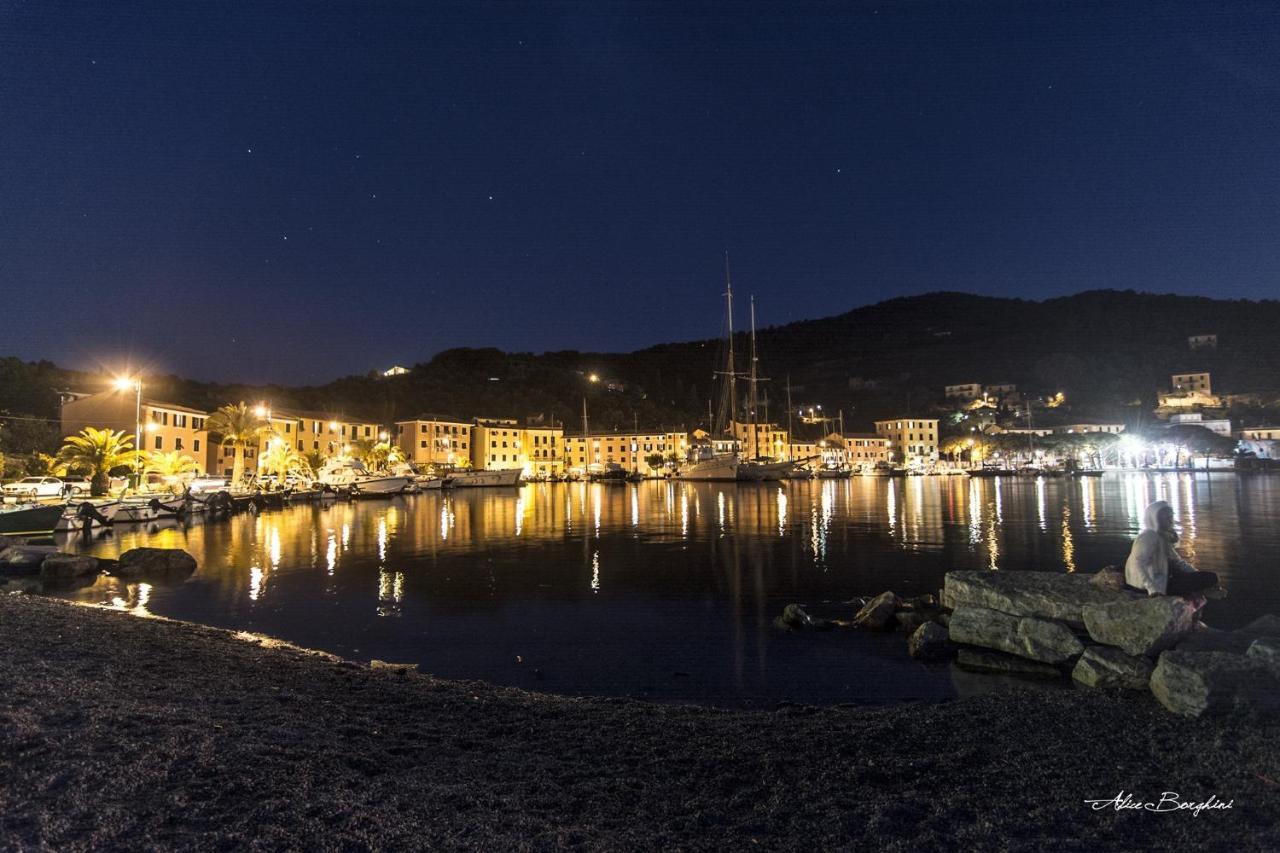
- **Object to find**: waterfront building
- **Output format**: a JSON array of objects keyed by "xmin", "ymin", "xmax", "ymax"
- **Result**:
[
  {"xmin": 874, "ymin": 418, "xmax": 940, "ymax": 464},
  {"xmin": 564, "ymin": 431, "xmax": 689, "ymax": 475},
  {"xmin": 252, "ymin": 409, "xmax": 383, "ymax": 464},
  {"xmin": 843, "ymin": 433, "xmax": 892, "ymax": 466},
  {"xmin": 472, "ymin": 418, "xmax": 565, "ymax": 476},
  {"xmin": 395, "ymin": 416, "xmax": 473, "ymax": 466},
  {"xmin": 1240, "ymin": 426, "xmax": 1280, "ymax": 441},
  {"xmin": 730, "ymin": 420, "xmax": 788, "ymax": 460},
  {"xmin": 61, "ymin": 390, "xmax": 209, "ymax": 473}
]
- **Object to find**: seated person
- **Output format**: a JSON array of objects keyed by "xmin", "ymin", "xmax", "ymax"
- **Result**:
[{"xmin": 1125, "ymin": 500, "xmax": 1219, "ymax": 597}]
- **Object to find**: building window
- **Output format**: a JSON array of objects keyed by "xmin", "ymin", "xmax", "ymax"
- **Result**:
[
  {"xmin": 175, "ymin": 438, "xmax": 184, "ymax": 451},
  {"xmin": 194, "ymin": 440, "xmax": 201, "ymax": 452},
  {"xmin": 154, "ymin": 436, "xmax": 163, "ymax": 450}
]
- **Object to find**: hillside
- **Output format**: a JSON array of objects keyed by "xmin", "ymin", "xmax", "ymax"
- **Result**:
[{"xmin": 3, "ymin": 290, "xmax": 1280, "ymax": 459}]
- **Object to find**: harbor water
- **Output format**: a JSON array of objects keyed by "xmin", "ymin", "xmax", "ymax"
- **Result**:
[{"xmin": 51, "ymin": 473, "xmax": 1280, "ymax": 706}]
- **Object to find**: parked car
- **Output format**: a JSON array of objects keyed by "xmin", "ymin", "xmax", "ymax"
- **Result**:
[
  {"xmin": 1, "ymin": 476, "xmax": 71, "ymax": 499},
  {"xmin": 60, "ymin": 477, "xmax": 92, "ymax": 496}
]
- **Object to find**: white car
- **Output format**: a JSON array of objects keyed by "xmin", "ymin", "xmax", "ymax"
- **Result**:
[{"xmin": 1, "ymin": 476, "xmax": 73, "ymax": 499}]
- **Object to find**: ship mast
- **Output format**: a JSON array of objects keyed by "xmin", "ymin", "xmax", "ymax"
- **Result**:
[
  {"xmin": 786, "ymin": 375, "xmax": 794, "ymax": 462},
  {"xmin": 725, "ymin": 254, "xmax": 737, "ymax": 441},
  {"xmin": 749, "ymin": 295, "xmax": 759, "ymax": 461}
]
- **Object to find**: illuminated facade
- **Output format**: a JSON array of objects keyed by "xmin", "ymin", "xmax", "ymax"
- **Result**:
[
  {"xmin": 874, "ymin": 418, "xmax": 940, "ymax": 464},
  {"xmin": 395, "ymin": 416, "xmax": 473, "ymax": 466},
  {"xmin": 472, "ymin": 419, "xmax": 565, "ymax": 476},
  {"xmin": 564, "ymin": 431, "xmax": 689, "ymax": 475},
  {"xmin": 61, "ymin": 390, "xmax": 209, "ymax": 472}
]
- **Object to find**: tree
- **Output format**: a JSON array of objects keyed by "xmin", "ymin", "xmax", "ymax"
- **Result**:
[
  {"xmin": 644, "ymin": 452, "xmax": 665, "ymax": 470},
  {"xmin": 356, "ymin": 440, "xmax": 404, "ymax": 473},
  {"xmin": 57, "ymin": 427, "xmax": 135, "ymax": 496},
  {"xmin": 205, "ymin": 403, "xmax": 270, "ymax": 486},
  {"xmin": 143, "ymin": 450, "xmax": 199, "ymax": 484},
  {"xmin": 302, "ymin": 449, "xmax": 328, "ymax": 477},
  {"xmin": 261, "ymin": 438, "xmax": 311, "ymax": 485}
]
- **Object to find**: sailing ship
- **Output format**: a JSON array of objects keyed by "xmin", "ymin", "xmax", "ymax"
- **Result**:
[{"xmin": 676, "ymin": 258, "xmax": 795, "ymax": 482}]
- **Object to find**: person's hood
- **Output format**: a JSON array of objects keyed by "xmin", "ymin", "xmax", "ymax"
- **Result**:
[{"xmin": 1142, "ymin": 500, "xmax": 1172, "ymax": 533}]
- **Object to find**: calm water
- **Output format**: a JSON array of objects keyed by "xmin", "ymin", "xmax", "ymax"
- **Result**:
[{"xmin": 51, "ymin": 473, "xmax": 1280, "ymax": 706}]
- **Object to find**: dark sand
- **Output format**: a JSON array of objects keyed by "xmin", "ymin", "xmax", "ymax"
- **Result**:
[{"xmin": 1, "ymin": 594, "xmax": 1278, "ymax": 851}]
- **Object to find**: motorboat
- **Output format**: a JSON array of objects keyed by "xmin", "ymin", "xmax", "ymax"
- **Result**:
[
  {"xmin": 0, "ymin": 502, "xmax": 65, "ymax": 536},
  {"xmin": 815, "ymin": 464, "xmax": 852, "ymax": 479},
  {"xmin": 317, "ymin": 459, "xmax": 412, "ymax": 495},
  {"xmin": 448, "ymin": 467, "xmax": 524, "ymax": 488}
]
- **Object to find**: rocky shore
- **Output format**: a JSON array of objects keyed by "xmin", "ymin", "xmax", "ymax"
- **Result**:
[{"xmin": 2, "ymin": 595, "xmax": 1279, "ymax": 850}]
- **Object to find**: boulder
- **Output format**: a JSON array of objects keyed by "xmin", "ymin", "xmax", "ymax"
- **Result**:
[
  {"xmin": 954, "ymin": 648, "xmax": 1062, "ymax": 679},
  {"xmin": 1082, "ymin": 596, "xmax": 1196, "ymax": 657},
  {"xmin": 1246, "ymin": 637, "xmax": 1280, "ymax": 670},
  {"xmin": 776, "ymin": 603, "xmax": 832, "ymax": 630},
  {"xmin": 39, "ymin": 553, "xmax": 101, "ymax": 583},
  {"xmin": 0, "ymin": 545, "xmax": 60, "ymax": 575},
  {"xmin": 1089, "ymin": 566, "xmax": 1126, "ymax": 593},
  {"xmin": 895, "ymin": 610, "xmax": 928, "ymax": 633},
  {"xmin": 853, "ymin": 591, "xmax": 899, "ymax": 630},
  {"xmin": 1150, "ymin": 651, "xmax": 1280, "ymax": 718},
  {"xmin": 113, "ymin": 548, "xmax": 197, "ymax": 581},
  {"xmin": 1175, "ymin": 621, "xmax": 1253, "ymax": 654},
  {"xmin": 898, "ymin": 594, "xmax": 938, "ymax": 611},
  {"xmin": 1071, "ymin": 646, "xmax": 1154, "ymax": 690},
  {"xmin": 942, "ymin": 570, "xmax": 1134, "ymax": 628},
  {"xmin": 1241, "ymin": 614, "xmax": 1280, "ymax": 639},
  {"xmin": 907, "ymin": 622, "xmax": 952, "ymax": 661},
  {"xmin": 948, "ymin": 605, "xmax": 1083, "ymax": 664},
  {"xmin": 1, "ymin": 577, "xmax": 42, "ymax": 594}
]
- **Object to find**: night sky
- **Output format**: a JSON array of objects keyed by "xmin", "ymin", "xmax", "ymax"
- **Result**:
[{"xmin": 3, "ymin": 1, "xmax": 1278, "ymax": 385}]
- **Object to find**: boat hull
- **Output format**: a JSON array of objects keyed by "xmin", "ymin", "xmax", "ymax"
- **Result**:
[
  {"xmin": 677, "ymin": 456, "xmax": 739, "ymax": 481},
  {"xmin": 0, "ymin": 503, "xmax": 65, "ymax": 536},
  {"xmin": 449, "ymin": 469, "xmax": 524, "ymax": 488}
]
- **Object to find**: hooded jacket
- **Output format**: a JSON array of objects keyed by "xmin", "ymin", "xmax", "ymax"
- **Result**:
[{"xmin": 1124, "ymin": 500, "xmax": 1194, "ymax": 595}]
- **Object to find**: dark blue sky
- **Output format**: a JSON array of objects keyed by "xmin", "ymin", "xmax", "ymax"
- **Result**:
[{"xmin": 2, "ymin": 1, "xmax": 1278, "ymax": 384}]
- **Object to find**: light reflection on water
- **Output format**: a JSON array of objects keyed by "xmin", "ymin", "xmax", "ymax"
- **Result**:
[{"xmin": 51, "ymin": 474, "xmax": 1280, "ymax": 706}]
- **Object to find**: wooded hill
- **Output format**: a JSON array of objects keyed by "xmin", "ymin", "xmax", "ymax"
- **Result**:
[{"xmin": 4, "ymin": 290, "xmax": 1280, "ymax": 457}]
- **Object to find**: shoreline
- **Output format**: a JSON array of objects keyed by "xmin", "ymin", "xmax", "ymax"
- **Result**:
[{"xmin": 2, "ymin": 595, "xmax": 1279, "ymax": 850}]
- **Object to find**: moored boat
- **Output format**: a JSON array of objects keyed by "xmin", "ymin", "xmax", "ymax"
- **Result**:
[{"xmin": 0, "ymin": 502, "xmax": 66, "ymax": 536}]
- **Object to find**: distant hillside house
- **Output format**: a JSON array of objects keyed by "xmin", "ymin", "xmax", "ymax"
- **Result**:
[
  {"xmin": 381, "ymin": 365, "xmax": 410, "ymax": 377},
  {"xmin": 1167, "ymin": 412, "xmax": 1232, "ymax": 437},
  {"xmin": 1052, "ymin": 423, "xmax": 1125, "ymax": 435},
  {"xmin": 1171, "ymin": 372, "xmax": 1212, "ymax": 395},
  {"xmin": 944, "ymin": 383, "xmax": 983, "ymax": 401},
  {"xmin": 1240, "ymin": 427, "xmax": 1280, "ymax": 441},
  {"xmin": 1188, "ymin": 334, "xmax": 1218, "ymax": 350}
]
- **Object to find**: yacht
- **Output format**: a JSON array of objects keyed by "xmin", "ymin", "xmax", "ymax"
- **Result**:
[
  {"xmin": 448, "ymin": 467, "xmax": 524, "ymax": 488},
  {"xmin": 317, "ymin": 459, "xmax": 413, "ymax": 495}
]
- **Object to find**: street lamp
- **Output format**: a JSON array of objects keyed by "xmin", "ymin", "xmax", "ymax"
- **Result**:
[{"xmin": 114, "ymin": 375, "xmax": 142, "ymax": 488}]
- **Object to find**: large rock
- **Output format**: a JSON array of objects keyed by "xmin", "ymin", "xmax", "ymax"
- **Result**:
[
  {"xmin": 113, "ymin": 548, "xmax": 197, "ymax": 581},
  {"xmin": 1083, "ymin": 596, "xmax": 1196, "ymax": 657},
  {"xmin": 39, "ymin": 553, "xmax": 101, "ymax": 583},
  {"xmin": 853, "ymin": 591, "xmax": 899, "ymax": 630},
  {"xmin": 954, "ymin": 648, "xmax": 1062, "ymax": 679},
  {"xmin": 0, "ymin": 545, "xmax": 60, "ymax": 574},
  {"xmin": 1089, "ymin": 566, "xmax": 1126, "ymax": 592},
  {"xmin": 776, "ymin": 603, "xmax": 832, "ymax": 630},
  {"xmin": 1247, "ymin": 637, "xmax": 1280, "ymax": 670},
  {"xmin": 948, "ymin": 605, "xmax": 1083, "ymax": 664},
  {"xmin": 1071, "ymin": 646, "xmax": 1154, "ymax": 690},
  {"xmin": 907, "ymin": 621, "xmax": 952, "ymax": 661},
  {"xmin": 943, "ymin": 571, "xmax": 1134, "ymax": 628},
  {"xmin": 1151, "ymin": 651, "xmax": 1280, "ymax": 718}
]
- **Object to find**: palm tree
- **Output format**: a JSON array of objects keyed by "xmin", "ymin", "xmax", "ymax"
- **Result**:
[
  {"xmin": 57, "ymin": 427, "xmax": 135, "ymax": 496},
  {"xmin": 358, "ymin": 440, "xmax": 404, "ymax": 473},
  {"xmin": 143, "ymin": 450, "xmax": 199, "ymax": 487},
  {"xmin": 261, "ymin": 438, "xmax": 311, "ymax": 486},
  {"xmin": 302, "ymin": 449, "xmax": 327, "ymax": 477},
  {"xmin": 204, "ymin": 403, "xmax": 270, "ymax": 486}
]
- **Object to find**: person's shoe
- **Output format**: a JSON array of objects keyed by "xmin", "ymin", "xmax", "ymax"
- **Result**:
[{"xmin": 1204, "ymin": 586, "xmax": 1229, "ymax": 600}]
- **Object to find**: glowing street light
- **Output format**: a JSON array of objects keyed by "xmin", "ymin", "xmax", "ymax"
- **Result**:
[
  {"xmin": 114, "ymin": 374, "xmax": 143, "ymax": 486},
  {"xmin": 254, "ymin": 404, "xmax": 270, "ymax": 419},
  {"xmin": 588, "ymin": 373, "xmax": 600, "ymax": 383}
]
